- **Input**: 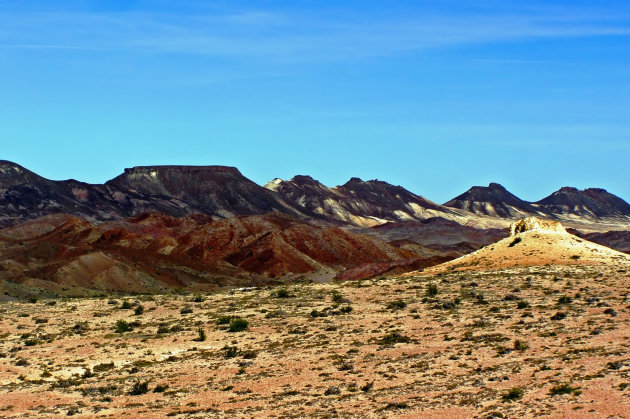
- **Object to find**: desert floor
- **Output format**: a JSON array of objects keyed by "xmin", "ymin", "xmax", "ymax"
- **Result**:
[{"xmin": 0, "ymin": 264, "xmax": 629, "ymax": 418}]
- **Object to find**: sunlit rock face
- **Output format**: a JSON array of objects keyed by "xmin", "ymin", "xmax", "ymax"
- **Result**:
[{"xmin": 509, "ymin": 217, "xmax": 567, "ymax": 236}]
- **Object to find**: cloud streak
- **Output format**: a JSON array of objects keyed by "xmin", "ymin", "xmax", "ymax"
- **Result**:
[{"xmin": 0, "ymin": 4, "xmax": 629, "ymax": 62}]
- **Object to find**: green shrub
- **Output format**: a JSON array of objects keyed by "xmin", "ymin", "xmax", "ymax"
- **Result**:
[
  {"xmin": 340, "ymin": 305, "xmax": 353, "ymax": 314},
  {"xmin": 310, "ymin": 310, "xmax": 326, "ymax": 318},
  {"xmin": 386, "ymin": 299, "xmax": 407, "ymax": 310},
  {"xmin": 550, "ymin": 312, "xmax": 567, "ymax": 321},
  {"xmin": 517, "ymin": 301, "xmax": 530, "ymax": 309},
  {"xmin": 192, "ymin": 294, "xmax": 204, "ymax": 303},
  {"xmin": 115, "ymin": 320, "xmax": 132, "ymax": 333},
  {"xmin": 153, "ymin": 384, "xmax": 169, "ymax": 393},
  {"xmin": 549, "ymin": 383, "xmax": 579, "ymax": 396},
  {"xmin": 502, "ymin": 387, "xmax": 524, "ymax": 401},
  {"xmin": 228, "ymin": 318, "xmax": 248, "ymax": 332},
  {"xmin": 557, "ymin": 295, "xmax": 572, "ymax": 304},
  {"xmin": 426, "ymin": 283, "xmax": 438, "ymax": 297},
  {"xmin": 378, "ymin": 332, "xmax": 411, "ymax": 345},
  {"xmin": 331, "ymin": 291, "xmax": 345, "ymax": 303},
  {"xmin": 120, "ymin": 300, "xmax": 132, "ymax": 310},
  {"xmin": 217, "ymin": 315, "xmax": 233, "ymax": 325},
  {"xmin": 194, "ymin": 327, "xmax": 206, "ymax": 342},
  {"xmin": 224, "ymin": 346, "xmax": 240, "ymax": 358},
  {"xmin": 93, "ymin": 362, "xmax": 115, "ymax": 372},
  {"xmin": 275, "ymin": 288, "xmax": 291, "ymax": 298},
  {"xmin": 129, "ymin": 380, "xmax": 150, "ymax": 395},
  {"xmin": 134, "ymin": 305, "xmax": 144, "ymax": 316},
  {"xmin": 514, "ymin": 340, "xmax": 529, "ymax": 351}
]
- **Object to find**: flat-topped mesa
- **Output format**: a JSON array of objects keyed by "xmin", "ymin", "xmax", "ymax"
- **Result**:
[
  {"xmin": 509, "ymin": 217, "xmax": 567, "ymax": 236},
  {"xmin": 122, "ymin": 165, "xmax": 241, "ymax": 175}
]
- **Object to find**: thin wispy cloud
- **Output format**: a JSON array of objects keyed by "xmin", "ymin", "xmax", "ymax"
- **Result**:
[{"xmin": 0, "ymin": 5, "xmax": 628, "ymax": 61}]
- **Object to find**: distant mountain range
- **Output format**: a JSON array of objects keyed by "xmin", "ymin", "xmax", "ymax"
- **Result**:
[
  {"xmin": 1, "ymin": 160, "xmax": 629, "ymax": 297},
  {"xmin": 445, "ymin": 182, "xmax": 630, "ymax": 220},
  {"xmin": 3, "ymin": 160, "xmax": 629, "ymax": 228}
]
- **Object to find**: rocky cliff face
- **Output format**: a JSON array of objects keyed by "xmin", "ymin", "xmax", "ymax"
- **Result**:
[
  {"xmin": 265, "ymin": 175, "xmax": 460, "ymax": 227},
  {"xmin": 444, "ymin": 183, "xmax": 542, "ymax": 218},
  {"xmin": 534, "ymin": 187, "xmax": 630, "ymax": 219}
]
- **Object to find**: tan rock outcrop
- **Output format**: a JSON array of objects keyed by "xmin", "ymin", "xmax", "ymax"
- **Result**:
[{"xmin": 509, "ymin": 217, "xmax": 566, "ymax": 236}]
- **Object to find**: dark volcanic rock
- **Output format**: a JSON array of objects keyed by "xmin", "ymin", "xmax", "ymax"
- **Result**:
[
  {"xmin": 535, "ymin": 187, "xmax": 630, "ymax": 219},
  {"xmin": 106, "ymin": 165, "xmax": 303, "ymax": 219},
  {"xmin": 444, "ymin": 183, "xmax": 541, "ymax": 218},
  {"xmin": 0, "ymin": 161, "xmax": 303, "ymax": 227}
]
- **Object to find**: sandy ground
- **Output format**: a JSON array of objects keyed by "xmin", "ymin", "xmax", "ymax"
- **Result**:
[{"xmin": 0, "ymin": 262, "xmax": 629, "ymax": 418}]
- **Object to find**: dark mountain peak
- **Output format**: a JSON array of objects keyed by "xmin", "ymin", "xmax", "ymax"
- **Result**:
[
  {"xmin": 0, "ymin": 160, "xmax": 25, "ymax": 170},
  {"xmin": 488, "ymin": 182, "xmax": 506, "ymax": 190},
  {"xmin": 557, "ymin": 186, "xmax": 579, "ymax": 193},
  {"xmin": 0, "ymin": 160, "xmax": 49, "ymax": 189},
  {"xmin": 537, "ymin": 187, "xmax": 630, "ymax": 218},
  {"xmin": 290, "ymin": 175, "xmax": 322, "ymax": 187},
  {"xmin": 344, "ymin": 177, "xmax": 364, "ymax": 186},
  {"xmin": 444, "ymin": 183, "xmax": 538, "ymax": 218}
]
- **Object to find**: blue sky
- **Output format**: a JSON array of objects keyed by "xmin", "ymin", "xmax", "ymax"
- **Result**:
[{"xmin": 1, "ymin": 0, "xmax": 629, "ymax": 203}]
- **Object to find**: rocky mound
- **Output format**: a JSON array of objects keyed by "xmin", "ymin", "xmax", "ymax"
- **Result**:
[
  {"xmin": 509, "ymin": 217, "xmax": 567, "ymax": 236},
  {"xmin": 424, "ymin": 217, "xmax": 630, "ymax": 273}
]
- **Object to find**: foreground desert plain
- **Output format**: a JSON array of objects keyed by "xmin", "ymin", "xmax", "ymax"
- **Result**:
[{"xmin": 1, "ymin": 220, "xmax": 630, "ymax": 418}]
